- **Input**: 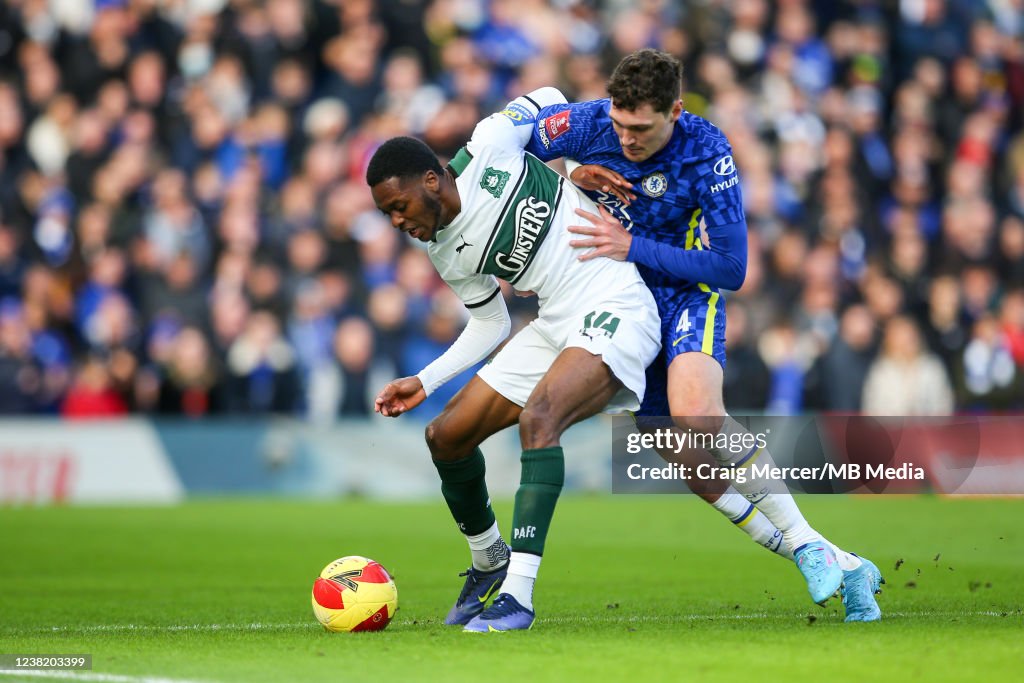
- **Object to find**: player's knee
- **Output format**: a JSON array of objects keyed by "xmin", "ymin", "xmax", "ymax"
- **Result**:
[
  {"xmin": 671, "ymin": 413, "xmax": 726, "ymax": 436},
  {"xmin": 424, "ymin": 419, "xmax": 443, "ymax": 456},
  {"xmin": 425, "ymin": 413, "xmax": 470, "ymax": 461},
  {"xmin": 519, "ymin": 402, "xmax": 562, "ymax": 450},
  {"xmin": 670, "ymin": 389, "xmax": 724, "ymax": 415}
]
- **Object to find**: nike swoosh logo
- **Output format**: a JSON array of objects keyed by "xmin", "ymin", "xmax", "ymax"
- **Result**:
[
  {"xmin": 672, "ymin": 333, "xmax": 693, "ymax": 347},
  {"xmin": 477, "ymin": 579, "xmax": 501, "ymax": 604}
]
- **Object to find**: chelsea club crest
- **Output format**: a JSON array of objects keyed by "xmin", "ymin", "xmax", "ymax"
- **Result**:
[{"xmin": 641, "ymin": 172, "xmax": 668, "ymax": 197}]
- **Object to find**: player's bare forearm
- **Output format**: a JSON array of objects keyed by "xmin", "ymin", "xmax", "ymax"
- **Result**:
[
  {"xmin": 374, "ymin": 376, "xmax": 427, "ymax": 417},
  {"xmin": 567, "ymin": 205, "xmax": 632, "ymax": 261}
]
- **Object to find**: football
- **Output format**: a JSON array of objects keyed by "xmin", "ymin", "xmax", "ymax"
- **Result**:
[{"xmin": 311, "ymin": 556, "xmax": 398, "ymax": 632}]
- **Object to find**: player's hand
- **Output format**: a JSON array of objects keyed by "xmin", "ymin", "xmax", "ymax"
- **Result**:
[
  {"xmin": 568, "ymin": 205, "xmax": 632, "ymax": 262},
  {"xmin": 569, "ymin": 164, "xmax": 636, "ymax": 205},
  {"xmin": 375, "ymin": 376, "xmax": 426, "ymax": 417}
]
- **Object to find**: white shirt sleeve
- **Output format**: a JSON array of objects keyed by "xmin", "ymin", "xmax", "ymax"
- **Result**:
[
  {"xmin": 468, "ymin": 87, "xmax": 569, "ymax": 153},
  {"xmin": 415, "ymin": 289, "xmax": 511, "ymax": 396}
]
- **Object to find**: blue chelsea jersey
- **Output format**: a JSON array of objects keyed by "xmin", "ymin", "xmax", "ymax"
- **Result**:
[{"xmin": 524, "ymin": 99, "xmax": 747, "ymax": 297}]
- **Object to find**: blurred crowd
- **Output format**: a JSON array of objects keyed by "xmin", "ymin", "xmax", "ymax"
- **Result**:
[{"xmin": 0, "ymin": 0, "xmax": 1021, "ymax": 420}]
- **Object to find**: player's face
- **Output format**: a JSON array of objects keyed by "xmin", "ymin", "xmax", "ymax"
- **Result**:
[
  {"xmin": 608, "ymin": 101, "xmax": 683, "ymax": 162},
  {"xmin": 371, "ymin": 173, "xmax": 445, "ymax": 242}
]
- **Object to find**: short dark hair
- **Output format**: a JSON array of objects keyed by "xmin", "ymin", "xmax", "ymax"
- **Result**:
[
  {"xmin": 607, "ymin": 49, "xmax": 683, "ymax": 114},
  {"xmin": 366, "ymin": 136, "xmax": 443, "ymax": 187}
]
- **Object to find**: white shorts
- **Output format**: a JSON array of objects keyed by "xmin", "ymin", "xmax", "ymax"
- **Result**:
[{"xmin": 477, "ymin": 281, "xmax": 661, "ymax": 413}]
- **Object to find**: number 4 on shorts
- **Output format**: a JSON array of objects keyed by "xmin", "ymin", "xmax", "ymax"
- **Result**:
[{"xmin": 675, "ymin": 309, "xmax": 691, "ymax": 333}]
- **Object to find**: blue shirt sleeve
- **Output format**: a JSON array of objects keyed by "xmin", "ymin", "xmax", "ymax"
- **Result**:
[
  {"xmin": 525, "ymin": 102, "xmax": 598, "ymax": 161},
  {"xmin": 628, "ymin": 147, "xmax": 748, "ymax": 291},
  {"xmin": 628, "ymin": 221, "xmax": 747, "ymax": 291}
]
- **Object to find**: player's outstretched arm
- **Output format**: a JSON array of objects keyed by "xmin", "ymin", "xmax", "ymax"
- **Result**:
[
  {"xmin": 566, "ymin": 162, "xmax": 636, "ymax": 205},
  {"xmin": 628, "ymin": 220, "xmax": 747, "ymax": 290},
  {"xmin": 374, "ymin": 287, "xmax": 510, "ymax": 418},
  {"xmin": 412, "ymin": 288, "xmax": 512, "ymax": 401},
  {"xmin": 375, "ymin": 377, "xmax": 427, "ymax": 417},
  {"xmin": 568, "ymin": 203, "xmax": 747, "ymax": 289},
  {"xmin": 566, "ymin": 154, "xmax": 748, "ymax": 289}
]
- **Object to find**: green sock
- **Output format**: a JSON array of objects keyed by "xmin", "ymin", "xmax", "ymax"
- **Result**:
[
  {"xmin": 510, "ymin": 447, "xmax": 565, "ymax": 556},
  {"xmin": 433, "ymin": 448, "xmax": 495, "ymax": 536}
]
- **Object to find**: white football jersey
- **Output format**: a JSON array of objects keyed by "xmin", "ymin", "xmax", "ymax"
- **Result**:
[{"xmin": 428, "ymin": 103, "xmax": 647, "ymax": 320}]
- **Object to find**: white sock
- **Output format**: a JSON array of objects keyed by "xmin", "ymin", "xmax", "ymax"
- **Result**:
[
  {"xmin": 711, "ymin": 490, "xmax": 859, "ymax": 569},
  {"xmin": 709, "ymin": 489, "xmax": 750, "ymax": 519},
  {"xmin": 745, "ymin": 492, "xmax": 821, "ymax": 554},
  {"xmin": 825, "ymin": 540, "xmax": 862, "ymax": 571},
  {"xmin": 467, "ymin": 522, "xmax": 509, "ymax": 572},
  {"xmin": 501, "ymin": 551, "xmax": 540, "ymax": 610},
  {"xmin": 709, "ymin": 416, "xmax": 822, "ymax": 553},
  {"xmin": 710, "ymin": 490, "xmax": 794, "ymax": 561}
]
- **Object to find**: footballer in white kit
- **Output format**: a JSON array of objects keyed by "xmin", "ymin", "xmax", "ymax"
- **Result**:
[
  {"xmin": 419, "ymin": 90, "xmax": 660, "ymax": 413},
  {"xmin": 366, "ymin": 87, "xmax": 659, "ymax": 633}
]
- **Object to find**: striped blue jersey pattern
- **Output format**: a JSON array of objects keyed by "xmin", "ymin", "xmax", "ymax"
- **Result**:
[{"xmin": 524, "ymin": 98, "xmax": 746, "ymax": 304}]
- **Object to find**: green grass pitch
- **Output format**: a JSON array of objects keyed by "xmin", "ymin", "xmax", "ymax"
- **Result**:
[{"xmin": 1, "ymin": 496, "xmax": 1022, "ymax": 682}]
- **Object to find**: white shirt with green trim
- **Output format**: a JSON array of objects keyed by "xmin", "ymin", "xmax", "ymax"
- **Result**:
[{"xmin": 416, "ymin": 87, "xmax": 648, "ymax": 396}]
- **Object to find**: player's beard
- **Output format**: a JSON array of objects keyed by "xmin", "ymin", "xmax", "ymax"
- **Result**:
[{"xmin": 421, "ymin": 191, "xmax": 444, "ymax": 240}]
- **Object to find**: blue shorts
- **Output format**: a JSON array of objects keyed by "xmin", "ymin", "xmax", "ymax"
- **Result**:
[{"xmin": 637, "ymin": 285, "xmax": 727, "ymax": 417}]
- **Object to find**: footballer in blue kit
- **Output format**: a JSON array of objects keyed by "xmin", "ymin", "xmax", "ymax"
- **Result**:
[
  {"xmin": 521, "ymin": 49, "xmax": 883, "ymax": 623},
  {"xmin": 525, "ymin": 91, "xmax": 744, "ymax": 416}
]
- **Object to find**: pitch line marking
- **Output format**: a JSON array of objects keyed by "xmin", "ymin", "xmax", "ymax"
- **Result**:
[
  {"xmin": 542, "ymin": 610, "xmax": 1019, "ymax": 624},
  {"xmin": 0, "ymin": 671, "xmax": 207, "ymax": 683},
  {"xmin": 7, "ymin": 609, "xmax": 1016, "ymax": 636},
  {"xmin": 44, "ymin": 622, "xmax": 312, "ymax": 634}
]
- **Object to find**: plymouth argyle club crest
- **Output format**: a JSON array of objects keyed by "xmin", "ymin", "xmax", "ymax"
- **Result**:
[{"xmin": 480, "ymin": 167, "xmax": 510, "ymax": 198}]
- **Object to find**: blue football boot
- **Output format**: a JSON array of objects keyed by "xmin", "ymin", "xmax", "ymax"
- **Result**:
[
  {"xmin": 463, "ymin": 593, "xmax": 535, "ymax": 632},
  {"xmin": 841, "ymin": 555, "xmax": 884, "ymax": 622},
  {"xmin": 444, "ymin": 565, "xmax": 507, "ymax": 626},
  {"xmin": 794, "ymin": 542, "xmax": 843, "ymax": 605}
]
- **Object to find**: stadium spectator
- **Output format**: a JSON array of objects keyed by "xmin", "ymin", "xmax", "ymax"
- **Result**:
[
  {"xmin": 1000, "ymin": 289, "xmax": 1024, "ymax": 366},
  {"xmin": 922, "ymin": 274, "xmax": 971, "ymax": 374},
  {"xmin": 0, "ymin": 298, "xmax": 44, "ymax": 413},
  {"xmin": 956, "ymin": 313, "xmax": 1020, "ymax": 410},
  {"xmin": 862, "ymin": 315, "xmax": 954, "ymax": 415},
  {"xmin": 60, "ymin": 355, "xmax": 129, "ymax": 419},
  {"xmin": 721, "ymin": 300, "xmax": 770, "ymax": 411},
  {"xmin": 759, "ymin": 319, "xmax": 816, "ymax": 415},
  {"xmin": 0, "ymin": 222, "xmax": 28, "ymax": 299},
  {"xmin": 224, "ymin": 310, "xmax": 300, "ymax": 414},
  {"xmin": 803, "ymin": 304, "xmax": 878, "ymax": 412},
  {"xmin": 331, "ymin": 315, "xmax": 376, "ymax": 419},
  {"xmin": 156, "ymin": 325, "xmax": 223, "ymax": 417}
]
